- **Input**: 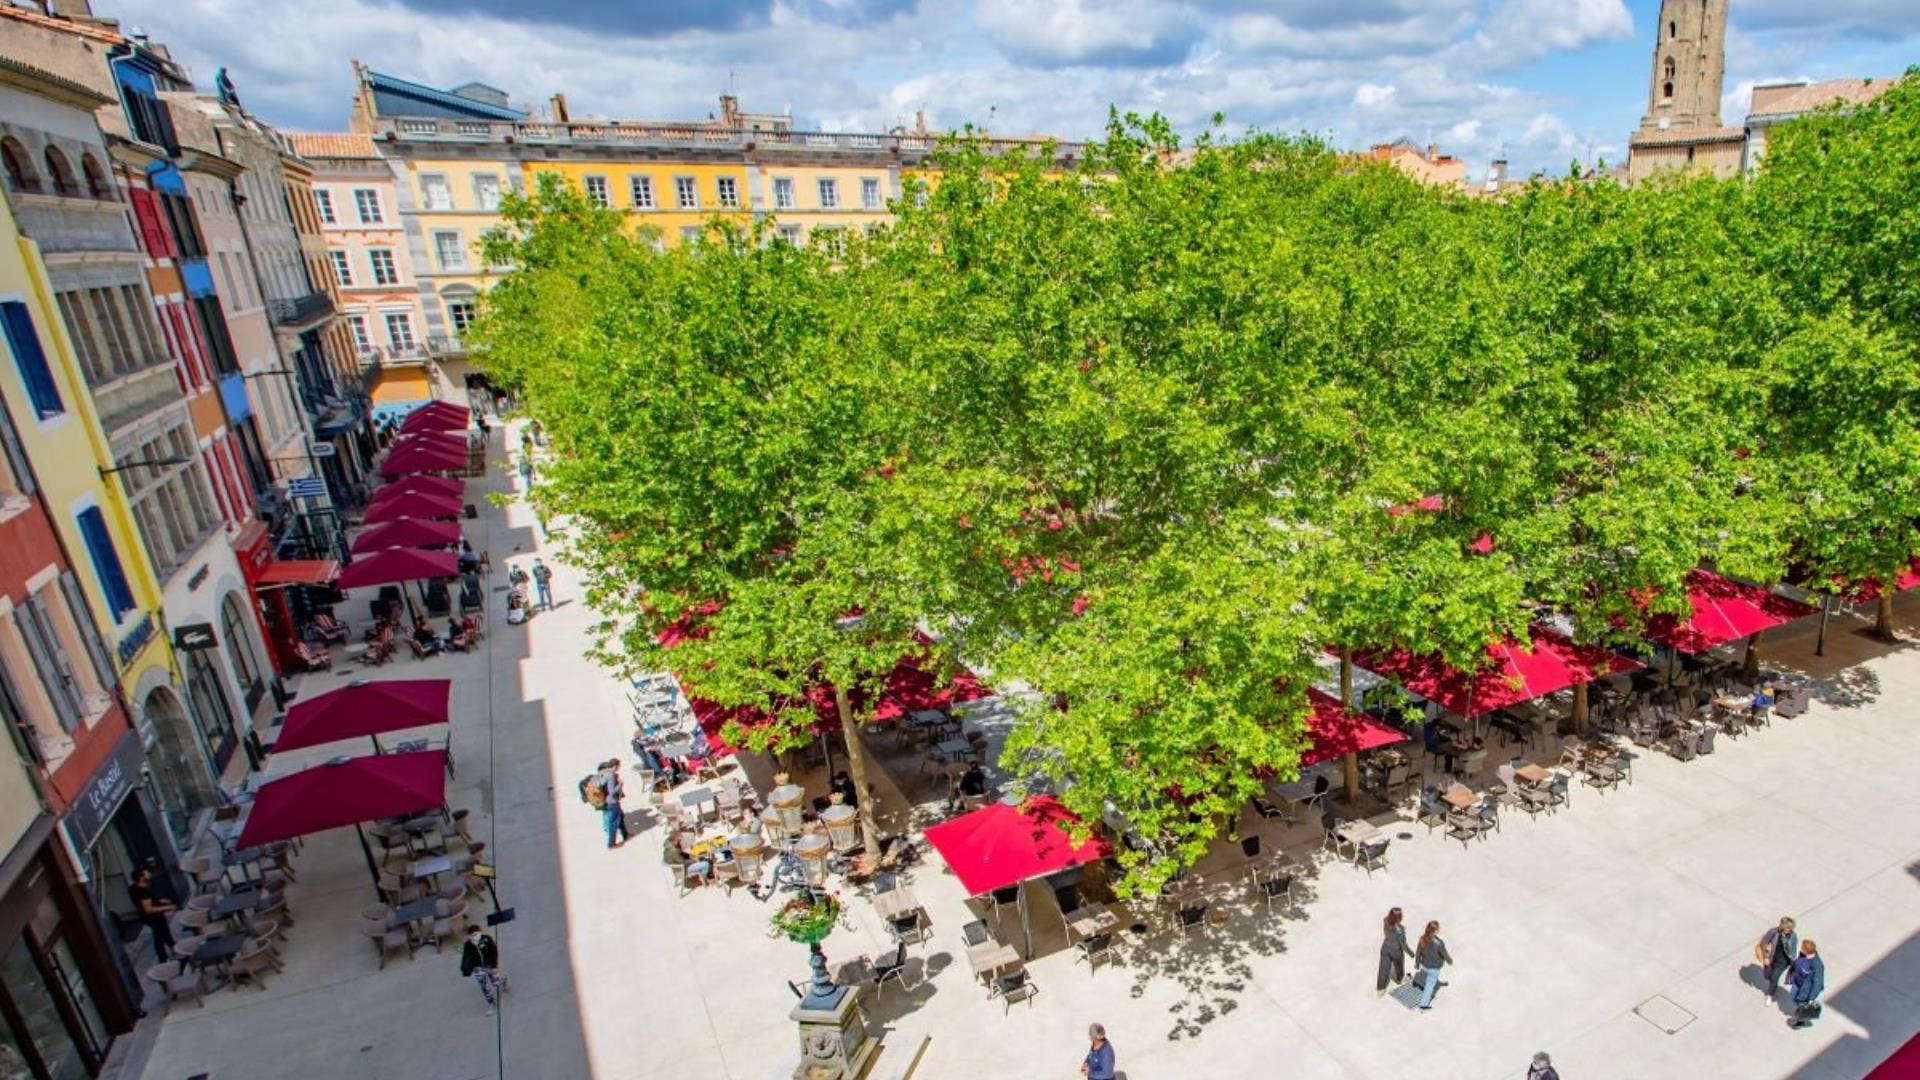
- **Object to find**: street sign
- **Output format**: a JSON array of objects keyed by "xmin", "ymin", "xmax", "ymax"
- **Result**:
[{"xmin": 172, "ymin": 622, "xmax": 217, "ymax": 651}]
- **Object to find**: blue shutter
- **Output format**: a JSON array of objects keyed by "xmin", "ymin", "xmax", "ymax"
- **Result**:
[
  {"xmin": 0, "ymin": 301, "xmax": 64, "ymax": 420},
  {"xmin": 76, "ymin": 507, "xmax": 136, "ymax": 620}
]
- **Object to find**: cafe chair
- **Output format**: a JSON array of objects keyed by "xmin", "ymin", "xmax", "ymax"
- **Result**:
[
  {"xmin": 961, "ymin": 919, "xmax": 992, "ymax": 948},
  {"xmin": 888, "ymin": 910, "xmax": 930, "ymax": 946},
  {"xmin": 871, "ymin": 943, "xmax": 911, "ymax": 998},
  {"xmin": 1258, "ymin": 872, "xmax": 1296, "ymax": 914},
  {"xmin": 1075, "ymin": 932, "xmax": 1114, "ymax": 974},
  {"xmin": 1175, "ymin": 902, "xmax": 1209, "ymax": 934},
  {"xmin": 1356, "ymin": 839, "xmax": 1391, "ymax": 877},
  {"xmin": 360, "ymin": 923, "xmax": 412, "ymax": 969},
  {"xmin": 147, "ymin": 961, "xmax": 205, "ymax": 1008},
  {"xmin": 232, "ymin": 937, "xmax": 281, "ymax": 989},
  {"xmin": 992, "ymin": 968, "xmax": 1038, "ymax": 1013}
]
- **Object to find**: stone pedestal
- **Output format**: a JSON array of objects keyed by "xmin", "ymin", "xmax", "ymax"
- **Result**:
[{"xmin": 790, "ymin": 982, "xmax": 877, "ymax": 1080}]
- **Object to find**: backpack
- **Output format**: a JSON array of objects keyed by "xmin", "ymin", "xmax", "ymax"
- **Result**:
[{"xmin": 580, "ymin": 774, "xmax": 607, "ymax": 809}]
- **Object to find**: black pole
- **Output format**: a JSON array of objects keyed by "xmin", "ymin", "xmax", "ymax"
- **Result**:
[
  {"xmin": 354, "ymin": 823, "xmax": 383, "ymax": 896},
  {"xmin": 1815, "ymin": 593, "xmax": 1833, "ymax": 657}
]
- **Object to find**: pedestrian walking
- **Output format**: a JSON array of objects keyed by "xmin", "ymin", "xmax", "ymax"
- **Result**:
[
  {"xmin": 1415, "ymin": 920, "xmax": 1452, "ymax": 1010},
  {"xmin": 518, "ymin": 455, "xmax": 534, "ymax": 489},
  {"xmin": 1527, "ymin": 1051, "xmax": 1560, "ymax": 1080},
  {"xmin": 1378, "ymin": 907, "xmax": 1414, "ymax": 995},
  {"xmin": 532, "ymin": 558, "xmax": 553, "ymax": 610},
  {"xmin": 1787, "ymin": 940, "xmax": 1825, "ymax": 1029},
  {"xmin": 1080, "ymin": 1023, "xmax": 1114, "ymax": 1080},
  {"xmin": 1756, "ymin": 916, "xmax": 1798, "ymax": 997},
  {"xmin": 126, "ymin": 865, "xmax": 176, "ymax": 963},
  {"xmin": 597, "ymin": 759, "xmax": 628, "ymax": 849},
  {"xmin": 460, "ymin": 924, "xmax": 502, "ymax": 1013}
]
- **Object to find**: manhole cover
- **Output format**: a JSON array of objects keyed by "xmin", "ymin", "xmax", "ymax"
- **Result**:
[{"xmin": 1634, "ymin": 994, "xmax": 1697, "ymax": 1034}]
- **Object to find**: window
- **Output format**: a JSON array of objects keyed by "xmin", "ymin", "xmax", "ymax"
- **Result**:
[
  {"xmin": 219, "ymin": 593, "xmax": 261, "ymax": 700},
  {"xmin": 368, "ymin": 249, "xmax": 398, "ymax": 286},
  {"xmin": 1663, "ymin": 57, "xmax": 1676, "ymax": 100},
  {"xmin": 1, "ymin": 302, "xmax": 64, "ymax": 420},
  {"xmin": 433, "ymin": 231, "xmax": 464, "ymax": 270},
  {"xmin": 816, "ymin": 227, "xmax": 846, "ymax": 258},
  {"xmin": 353, "ymin": 188, "xmax": 383, "ymax": 223},
  {"xmin": 715, "ymin": 176, "xmax": 738, "ymax": 208},
  {"xmin": 674, "ymin": 176, "xmax": 698, "ymax": 209},
  {"xmin": 347, "ymin": 314, "xmax": 371, "ymax": 352},
  {"xmin": 817, "ymin": 178, "xmax": 839, "ymax": 208},
  {"xmin": 43, "ymin": 148, "xmax": 78, "ymax": 197},
  {"xmin": 773, "ymin": 177, "xmax": 794, "ymax": 209},
  {"xmin": 680, "ymin": 226, "xmax": 701, "ymax": 245},
  {"xmin": 584, "ymin": 176, "xmax": 610, "ymax": 208},
  {"xmin": 1669, "ymin": 19, "xmax": 1676, "ymax": 37},
  {"xmin": 314, "ymin": 188, "xmax": 335, "ymax": 223},
  {"xmin": 76, "ymin": 507, "xmax": 135, "ymax": 620},
  {"xmin": 420, "ymin": 174, "xmax": 452, "ymax": 210},
  {"xmin": 81, "ymin": 154, "xmax": 109, "ymax": 200},
  {"xmin": 0, "ymin": 138, "xmax": 35, "ymax": 193},
  {"xmin": 776, "ymin": 224, "xmax": 802, "ymax": 246},
  {"xmin": 329, "ymin": 250, "xmax": 353, "ymax": 287},
  {"xmin": 12, "ymin": 581, "xmax": 107, "ymax": 733},
  {"xmin": 629, "ymin": 175, "xmax": 654, "ymax": 209},
  {"xmin": 475, "ymin": 174, "xmax": 502, "ymax": 210},
  {"xmin": 384, "ymin": 312, "xmax": 416, "ymax": 352},
  {"xmin": 447, "ymin": 300, "xmax": 476, "ymax": 335},
  {"xmin": 861, "ymin": 177, "xmax": 881, "ymax": 209}
]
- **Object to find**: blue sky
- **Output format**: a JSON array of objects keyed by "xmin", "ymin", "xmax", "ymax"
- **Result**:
[{"xmin": 109, "ymin": 0, "xmax": 1918, "ymax": 178}]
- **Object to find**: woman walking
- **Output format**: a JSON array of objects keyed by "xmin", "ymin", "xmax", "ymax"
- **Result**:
[
  {"xmin": 1415, "ymin": 920, "xmax": 1453, "ymax": 1010},
  {"xmin": 1378, "ymin": 908, "xmax": 1414, "ymax": 995},
  {"xmin": 1787, "ymin": 940, "xmax": 1825, "ymax": 1029},
  {"xmin": 1756, "ymin": 916, "xmax": 1797, "ymax": 998}
]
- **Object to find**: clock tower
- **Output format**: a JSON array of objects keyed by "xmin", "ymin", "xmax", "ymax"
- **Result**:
[{"xmin": 1627, "ymin": 0, "xmax": 1745, "ymax": 183}]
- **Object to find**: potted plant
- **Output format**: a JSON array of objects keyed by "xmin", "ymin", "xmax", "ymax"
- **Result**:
[{"xmin": 772, "ymin": 892, "xmax": 847, "ymax": 1007}]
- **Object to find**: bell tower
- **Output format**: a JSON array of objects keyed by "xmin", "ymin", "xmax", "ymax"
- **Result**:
[{"xmin": 1639, "ymin": 0, "xmax": 1729, "ymax": 133}]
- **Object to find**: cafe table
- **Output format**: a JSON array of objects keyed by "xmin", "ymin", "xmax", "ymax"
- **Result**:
[
  {"xmin": 192, "ymin": 933, "xmax": 246, "ymax": 969},
  {"xmin": 874, "ymin": 887, "xmax": 922, "ymax": 922},
  {"xmin": 1441, "ymin": 783, "xmax": 1478, "ymax": 811},
  {"xmin": 966, "ymin": 941, "xmax": 1021, "ymax": 981},
  {"xmin": 1064, "ymin": 906, "xmax": 1119, "ymax": 942},
  {"xmin": 1334, "ymin": 820, "xmax": 1380, "ymax": 852},
  {"xmin": 409, "ymin": 853, "xmax": 455, "ymax": 882},
  {"xmin": 210, "ymin": 888, "xmax": 264, "ymax": 920},
  {"xmin": 1513, "ymin": 764, "xmax": 1551, "ymax": 786}
]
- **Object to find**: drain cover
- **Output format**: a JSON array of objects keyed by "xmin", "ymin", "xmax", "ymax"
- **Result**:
[{"xmin": 1634, "ymin": 994, "xmax": 1697, "ymax": 1034}]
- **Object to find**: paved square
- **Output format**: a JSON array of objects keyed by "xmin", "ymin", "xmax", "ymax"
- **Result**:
[{"xmin": 118, "ymin": 419, "xmax": 1920, "ymax": 1080}]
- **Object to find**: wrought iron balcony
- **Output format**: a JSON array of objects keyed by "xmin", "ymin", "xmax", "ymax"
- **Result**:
[
  {"xmin": 267, "ymin": 291, "xmax": 335, "ymax": 328},
  {"xmin": 426, "ymin": 335, "xmax": 467, "ymax": 357}
]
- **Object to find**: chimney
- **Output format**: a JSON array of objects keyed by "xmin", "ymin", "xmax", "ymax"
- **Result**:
[
  {"xmin": 1490, "ymin": 158, "xmax": 1509, "ymax": 184},
  {"xmin": 719, "ymin": 94, "xmax": 740, "ymax": 128},
  {"xmin": 1427, "ymin": 142, "xmax": 1440, "ymax": 162},
  {"xmin": 549, "ymin": 93, "xmax": 569, "ymax": 123}
]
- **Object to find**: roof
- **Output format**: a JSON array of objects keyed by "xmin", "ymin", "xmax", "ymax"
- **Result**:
[
  {"xmin": 0, "ymin": 53, "xmax": 112, "ymax": 106},
  {"xmin": 1748, "ymin": 78, "xmax": 1895, "ymax": 120},
  {"xmin": 363, "ymin": 69, "xmax": 524, "ymax": 122},
  {"xmin": 1629, "ymin": 127, "xmax": 1744, "ymax": 148},
  {"xmin": 284, "ymin": 132, "xmax": 379, "ymax": 160},
  {"xmin": 0, "ymin": 4, "xmax": 123, "ymax": 46}
]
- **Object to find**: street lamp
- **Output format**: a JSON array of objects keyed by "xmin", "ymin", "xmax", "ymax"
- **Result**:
[{"xmin": 99, "ymin": 456, "xmax": 192, "ymax": 477}]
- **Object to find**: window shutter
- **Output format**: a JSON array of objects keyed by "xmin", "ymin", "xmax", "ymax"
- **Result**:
[
  {"xmin": 0, "ymin": 301, "xmax": 64, "ymax": 419},
  {"xmin": 16, "ymin": 595, "xmax": 80, "ymax": 731},
  {"xmin": 58, "ymin": 570, "xmax": 116, "ymax": 690},
  {"xmin": 0, "ymin": 391, "xmax": 33, "ymax": 494},
  {"xmin": 77, "ymin": 506, "xmax": 137, "ymax": 620}
]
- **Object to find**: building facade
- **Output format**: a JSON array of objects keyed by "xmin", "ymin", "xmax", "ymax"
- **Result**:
[
  {"xmin": 1742, "ymin": 77, "xmax": 1898, "ymax": 172},
  {"xmin": 1626, "ymin": 0, "xmax": 1742, "ymax": 183}
]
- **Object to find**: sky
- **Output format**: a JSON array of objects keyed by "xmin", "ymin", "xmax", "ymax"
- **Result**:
[{"xmin": 100, "ymin": 0, "xmax": 1919, "ymax": 179}]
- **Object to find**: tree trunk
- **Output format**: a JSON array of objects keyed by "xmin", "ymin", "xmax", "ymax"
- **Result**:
[
  {"xmin": 1341, "ymin": 753, "xmax": 1360, "ymax": 804},
  {"xmin": 1875, "ymin": 591, "xmax": 1897, "ymax": 641},
  {"xmin": 832, "ymin": 685, "xmax": 882, "ymax": 859},
  {"xmin": 1743, "ymin": 632, "xmax": 1761, "ymax": 679},
  {"xmin": 1339, "ymin": 649, "xmax": 1354, "ymax": 708},
  {"xmin": 1571, "ymin": 682, "xmax": 1588, "ymax": 736}
]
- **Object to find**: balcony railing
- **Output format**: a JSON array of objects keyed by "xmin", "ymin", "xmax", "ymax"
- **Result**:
[
  {"xmin": 267, "ymin": 291, "xmax": 336, "ymax": 328},
  {"xmin": 426, "ymin": 335, "xmax": 467, "ymax": 357},
  {"xmin": 375, "ymin": 117, "xmax": 1083, "ymax": 160},
  {"xmin": 94, "ymin": 362, "xmax": 186, "ymax": 435}
]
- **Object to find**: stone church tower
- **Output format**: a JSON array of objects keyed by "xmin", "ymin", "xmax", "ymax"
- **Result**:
[{"xmin": 1627, "ymin": 0, "xmax": 1743, "ymax": 183}]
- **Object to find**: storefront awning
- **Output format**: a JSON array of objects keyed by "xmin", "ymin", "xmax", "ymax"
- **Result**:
[{"xmin": 255, "ymin": 560, "xmax": 340, "ymax": 589}]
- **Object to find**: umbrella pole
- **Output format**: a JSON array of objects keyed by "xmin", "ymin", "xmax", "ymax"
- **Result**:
[
  {"xmin": 1816, "ymin": 594, "xmax": 1832, "ymax": 657},
  {"xmin": 355, "ymin": 824, "xmax": 383, "ymax": 896},
  {"xmin": 1020, "ymin": 882, "xmax": 1031, "ymax": 959}
]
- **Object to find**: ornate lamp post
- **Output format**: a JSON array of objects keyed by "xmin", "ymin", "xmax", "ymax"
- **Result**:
[{"xmin": 770, "ymin": 891, "xmax": 878, "ymax": 1079}]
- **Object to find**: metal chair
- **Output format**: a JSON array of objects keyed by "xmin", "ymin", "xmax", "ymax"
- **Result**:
[
  {"xmin": 960, "ymin": 919, "xmax": 992, "ymax": 948},
  {"xmin": 871, "ymin": 943, "xmax": 911, "ymax": 998},
  {"xmin": 1075, "ymin": 932, "xmax": 1114, "ymax": 974},
  {"xmin": 146, "ymin": 960, "xmax": 204, "ymax": 1008},
  {"xmin": 1175, "ymin": 902, "xmax": 1209, "ymax": 934},
  {"xmin": 992, "ymin": 968, "xmax": 1038, "ymax": 1012},
  {"xmin": 1356, "ymin": 839, "xmax": 1390, "ymax": 877},
  {"xmin": 1258, "ymin": 872, "xmax": 1295, "ymax": 913}
]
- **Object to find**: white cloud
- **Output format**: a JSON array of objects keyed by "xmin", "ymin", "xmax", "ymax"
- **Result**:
[
  {"xmin": 973, "ymin": 0, "xmax": 1198, "ymax": 67},
  {"xmin": 1462, "ymin": 0, "xmax": 1634, "ymax": 70},
  {"xmin": 1353, "ymin": 82, "xmax": 1398, "ymax": 109}
]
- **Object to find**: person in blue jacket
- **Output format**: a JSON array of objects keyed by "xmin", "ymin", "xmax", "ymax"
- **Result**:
[
  {"xmin": 1787, "ymin": 940, "xmax": 1825, "ymax": 1029},
  {"xmin": 1080, "ymin": 1023, "xmax": 1114, "ymax": 1080}
]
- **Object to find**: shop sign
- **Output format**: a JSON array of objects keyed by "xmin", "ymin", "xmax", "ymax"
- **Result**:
[
  {"xmin": 63, "ymin": 732, "xmax": 143, "ymax": 851},
  {"xmin": 116, "ymin": 613, "xmax": 156, "ymax": 669},
  {"xmin": 172, "ymin": 623, "xmax": 217, "ymax": 651}
]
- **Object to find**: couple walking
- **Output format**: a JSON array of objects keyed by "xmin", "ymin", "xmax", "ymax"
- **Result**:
[
  {"xmin": 1757, "ymin": 916, "xmax": 1826, "ymax": 1029},
  {"xmin": 1378, "ymin": 907, "xmax": 1452, "ymax": 1010}
]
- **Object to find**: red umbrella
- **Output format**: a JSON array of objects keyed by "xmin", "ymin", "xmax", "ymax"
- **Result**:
[
  {"xmin": 923, "ymin": 795, "xmax": 1110, "ymax": 956},
  {"xmin": 374, "ymin": 475, "xmax": 464, "ymax": 502},
  {"xmin": 1350, "ymin": 626, "xmax": 1642, "ymax": 717},
  {"xmin": 236, "ymin": 750, "xmax": 447, "ymax": 849},
  {"xmin": 364, "ymin": 492, "xmax": 463, "ymax": 523},
  {"xmin": 380, "ymin": 443, "xmax": 468, "ymax": 478},
  {"xmin": 351, "ymin": 518, "xmax": 461, "ymax": 554},
  {"xmin": 337, "ymin": 547, "xmax": 459, "ymax": 591},
  {"xmin": 401, "ymin": 402, "xmax": 471, "ymax": 433},
  {"xmin": 1299, "ymin": 689, "xmax": 1409, "ymax": 767},
  {"xmin": 273, "ymin": 679, "xmax": 452, "ymax": 754},
  {"xmin": 392, "ymin": 430, "xmax": 469, "ymax": 452},
  {"xmin": 1643, "ymin": 570, "xmax": 1818, "ymax": 654}
]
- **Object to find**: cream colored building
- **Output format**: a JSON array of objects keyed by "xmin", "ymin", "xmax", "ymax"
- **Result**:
[{"xmin": 1742, "ymin": 77, "xmax": 1899, "ymax": 171}]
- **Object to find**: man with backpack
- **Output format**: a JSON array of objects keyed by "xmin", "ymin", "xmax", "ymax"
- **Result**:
[{"xmin": 531, "ymin": 558, "xmax": 553, "ymax": 610}]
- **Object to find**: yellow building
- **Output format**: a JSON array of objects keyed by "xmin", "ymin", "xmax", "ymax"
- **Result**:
[
  {"xmin": 0, "ymin": 172, "xmax": 182, "ymax": 802},
  {"xmin": 518, "ymin": 159, "xmax": 752, "ymax": 249}
]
